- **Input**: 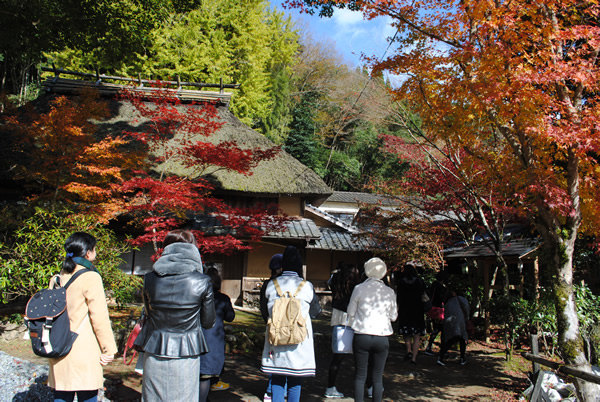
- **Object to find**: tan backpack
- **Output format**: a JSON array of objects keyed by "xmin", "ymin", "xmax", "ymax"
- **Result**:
[{"xmin": 267, "ymin": 278, "xmax": 308, "ymax": 346}]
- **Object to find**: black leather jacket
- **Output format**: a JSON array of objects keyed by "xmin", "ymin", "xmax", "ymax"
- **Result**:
[{"xmin": 135, "ymin": 257, "xmax": 216, "ymax": 357}]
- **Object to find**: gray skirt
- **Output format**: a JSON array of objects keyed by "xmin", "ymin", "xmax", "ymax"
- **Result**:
[{"xmin": 142, "ymin": 353, "xmax": 200, "ymax": 402}]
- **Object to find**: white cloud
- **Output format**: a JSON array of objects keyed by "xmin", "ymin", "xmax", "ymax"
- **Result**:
[{"xmin": 332, "ymin": 8, "xmax": 365, "ymax": 27}]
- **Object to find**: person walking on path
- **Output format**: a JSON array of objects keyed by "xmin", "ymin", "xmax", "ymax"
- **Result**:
[
  {"xmin": 347, "ymin": 257, "xmax": 397, "ymax": 402},
  {"xmin": 325, "ymin": 263, "xmax": 360, "ymax": 399},
  {"xmin": 261, "ymin": 246, "xmax": 321, "ymax": 402},
  {"xmin": 395, "ymin": 263, "xmax": 427, "ymax": 365},
  {"xmin": 134, "ymin": 229, "xmax": 216, "ymax": 402},
  {"xmin": 436, "ymin": 287, "xmax": 470, "ymax": 367},
  {"xmin": 199, "ymin": 266, "xmax": 235, "ymax": 401},
  {"xmin": 48, "ymin": 232, "xmax": 117, "ymax": 402},
  {"xmin": 424, "ymin": 271, "xmax": 448, "ymax": 355}
]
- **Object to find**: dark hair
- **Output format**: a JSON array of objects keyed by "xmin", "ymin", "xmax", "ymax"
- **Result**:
[
  {"xmin": 330, "ymin": 263, "xmax": 359, "ymax": 303},
  {"xmin": 269, "ymin": 253, "xmax": 284, "ymax": 279},
  {"xmin": 402, "ymin": 263, "xmax": 418, "ymax": 278},
  {"xmin": 162, "ymin": 229, "xmax": 197, "ymax": 248},
  {"xmin": 281, "ymin": 245, "xmax": 303, "ymax": 277},
  {"xmin": 63, "ymin": 232, "xmax": 97, "ymax": 274},
  {"xmin": 206, "ymin": 267, "xmax": 221, "ymax": 291}
]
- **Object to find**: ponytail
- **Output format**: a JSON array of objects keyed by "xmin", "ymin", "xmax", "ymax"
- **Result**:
[{"xmin": 62, "ymin": 232, "xmax": 97, "ymax": 274}]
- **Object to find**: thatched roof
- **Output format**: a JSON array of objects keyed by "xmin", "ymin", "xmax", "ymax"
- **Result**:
[{"xmin": 41, "ymin": 77, "xmax": 332, "ymax": 200}]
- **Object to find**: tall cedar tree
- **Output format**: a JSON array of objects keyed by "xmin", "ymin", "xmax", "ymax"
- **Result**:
[
  {"xmin": 119, "ymin": 87, "xmax": 286, "ymax": 255},
  {"xmin": 289, "ymin": 0, "xmax": 600, "ymax": 397}
]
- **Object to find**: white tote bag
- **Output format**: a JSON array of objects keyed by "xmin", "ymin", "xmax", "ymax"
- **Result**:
[{"xmin": 332, "ymin": 325, "xmax": 354, "ymax": 354}]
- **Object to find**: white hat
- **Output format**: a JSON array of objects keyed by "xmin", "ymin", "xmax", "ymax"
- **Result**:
[{"xmin": 364, "ymin": 257, "xmax": 387, "ymax": 279}]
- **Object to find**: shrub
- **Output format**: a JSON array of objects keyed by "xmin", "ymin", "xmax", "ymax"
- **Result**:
[{"xmin": 0, "ymin": 206, "xmax": 141, "ymax": 306}]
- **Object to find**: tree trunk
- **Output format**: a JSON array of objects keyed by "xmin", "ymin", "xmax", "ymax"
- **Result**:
[{"xmin": 541, "ymin": 227, "xmax": 600, "ymax": 400}]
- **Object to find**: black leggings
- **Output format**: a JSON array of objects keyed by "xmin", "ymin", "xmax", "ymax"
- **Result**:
[
  {"xmin": 353, "ymin": 334, "xmax": 389, "ymax": 402},
  {"xmin": 328, "ymin": 353, "xmax": 348, "ymax": 388}
]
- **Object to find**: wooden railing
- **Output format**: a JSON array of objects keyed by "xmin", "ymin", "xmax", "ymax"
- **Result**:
[
  {"xmin": 41, "ymin": 66, "xmax": 240, "ymax": 93},
  {"xmin": 522, "ymin": 334, "xmax": 600, "ymax": 386}
]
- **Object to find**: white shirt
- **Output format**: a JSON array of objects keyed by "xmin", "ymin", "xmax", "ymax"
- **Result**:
[{"xmin": 347, "ymin": 277, "xmax": 397, "ymax": 336}]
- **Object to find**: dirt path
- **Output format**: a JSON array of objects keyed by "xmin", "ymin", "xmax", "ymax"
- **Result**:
[
  {"xmin": 211, "ymin": 337, "xmax": 526, "ymax": 401},
  {"xmin": 1, "ymin": 310, "xmax": 528, "ymax": 401}
]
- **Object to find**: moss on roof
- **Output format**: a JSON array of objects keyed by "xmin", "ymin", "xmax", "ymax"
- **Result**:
[{"xmin": 96, "ymin": 99, "xmax": 332, "ymax": 197}]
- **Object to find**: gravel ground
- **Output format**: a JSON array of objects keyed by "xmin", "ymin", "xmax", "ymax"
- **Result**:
[{"xmin": 0, "ymin": 351, "xmax": 53, "ymax": 401}]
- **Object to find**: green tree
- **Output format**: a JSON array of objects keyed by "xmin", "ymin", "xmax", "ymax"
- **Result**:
[
  {"xmin": 0, "ymin": 0, "xmax": 198, "ymax": 98},
  {"xmin": 284, "ymin": 90, "xmax": 324, "ymax": 171}
]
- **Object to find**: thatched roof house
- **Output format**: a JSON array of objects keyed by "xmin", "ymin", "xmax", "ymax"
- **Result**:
[{"xmin": 44, "ymin": 74, "xmax": 331, "ymax": 203}]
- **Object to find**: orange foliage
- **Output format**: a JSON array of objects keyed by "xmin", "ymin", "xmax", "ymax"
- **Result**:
[{"xmin": 4, "ymin": 88, "xmax": 143, "ymax": 221}]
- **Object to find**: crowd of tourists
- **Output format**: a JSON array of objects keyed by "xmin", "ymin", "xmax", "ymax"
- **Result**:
[{"xmin": 39, "ymin": 230, "xmax": 470, "ymax": 402}]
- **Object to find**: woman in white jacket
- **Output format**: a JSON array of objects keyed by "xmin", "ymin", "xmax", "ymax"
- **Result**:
[{"xmin": 347, "ymin": 257, "xmax": 397, "ymax": 402}]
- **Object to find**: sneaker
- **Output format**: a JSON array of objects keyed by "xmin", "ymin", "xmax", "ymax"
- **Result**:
[
  {"xmin": 460, "ymin": 358, "xmax": 467, "ymax": 366},
  {"xmin": 423, "ymin": 349, "xmax": 435, "ymax": 356},
  {"xmin": 210, "ymin": 381, "xmax": 230, "ymax": 391},
  {"xmin": 403, "ymin": 352, "xmax": 413, "ymax": 361},
  {"xmin": 436, "ymin": 359, "xmax": 446, "ymax": 367},
  {"xmin": 410, "ymin": 360, "xmax": 417, "ymax": 365},
  {"xmin": 367, "ymin": 386, "xmax": 383, "ymax": 398},
  {"xmin": 324, "ymin": 386, "xmax": 344, "ymax": 398},
  {"xmin": 263, "ymin": 393, "xmax": 272, "ymax": 402}
]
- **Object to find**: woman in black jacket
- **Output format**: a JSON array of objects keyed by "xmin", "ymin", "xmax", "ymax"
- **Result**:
[{"xmin": 134, "ymin": 229, "xmax": 216, "ymax": 402}]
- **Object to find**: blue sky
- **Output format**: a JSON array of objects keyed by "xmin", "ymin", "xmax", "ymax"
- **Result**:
[{"xmin": 269, "ymin": 1, "xmax": 396, "ymax": 68}]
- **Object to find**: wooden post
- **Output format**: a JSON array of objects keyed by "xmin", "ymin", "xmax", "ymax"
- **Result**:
[
  {"xmin": 483, "ymin": 260, "xmax": 491, "ymax": 342},
  {"xmin": 530, "ymin": 334, "xmax": 540, "ymax": 374},
  {"xmin": 533, "ymin": 257, "xmax": 540, "ymax": 301}
]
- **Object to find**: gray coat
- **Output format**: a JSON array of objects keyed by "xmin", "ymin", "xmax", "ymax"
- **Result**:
[{"xmin": 442, "ymin": 295, "xmax": 470, "ymax": 343}]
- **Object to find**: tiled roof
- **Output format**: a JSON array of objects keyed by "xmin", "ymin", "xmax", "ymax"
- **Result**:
[
  {"xmin": 264, "ymin": 218, "xmax": 321, "ymax": 240},
  {"xmin": 192, "ymin": 214, "xmax": 373, "ymax": 251},
  {"xmin": 193, "ymin": 215, "xmax": 322, "ymax": 240},
  {"xmin": 324, "ymin": 191, "xmax": 399, "ymax": 206},
  {"xmin": 308, "ymin": 228, "xmax": 374, "ymax": 251},
  {"xmin": 444, "ymin": 238, "xmax": 541, "ymax": 259}
]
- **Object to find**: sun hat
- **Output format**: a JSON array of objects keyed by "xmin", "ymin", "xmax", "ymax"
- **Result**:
[{"xmin": 364, "ymin": 257, "xmax": 387, "ymax": 279}]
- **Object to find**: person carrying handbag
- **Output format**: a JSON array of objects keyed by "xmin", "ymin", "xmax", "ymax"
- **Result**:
[{"xmin": 424, "ymin": 271, "xmax": 449, "ymax": 355}]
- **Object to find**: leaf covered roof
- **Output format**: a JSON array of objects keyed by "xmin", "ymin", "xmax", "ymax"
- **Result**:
[{"xmin": 96, "ymin": 99, "xmax": 332, "ymax": 198}]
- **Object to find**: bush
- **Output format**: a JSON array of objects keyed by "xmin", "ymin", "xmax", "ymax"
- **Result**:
[
  {"xmin": 0, "ymin": 206, "xmax": 141, "ymax": 306},
  {"xmin": 574, "ymin": 282, "xmax": 600, "ymax": 365},
  {"xmin": 489, "ymin": 284, "xmax": 600, "ymax": 364},
  {"xmin": 489, "ymin": 293, "xmax": 531, "ymax": 360}
]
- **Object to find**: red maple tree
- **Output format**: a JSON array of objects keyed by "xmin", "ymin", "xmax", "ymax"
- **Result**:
[{"xmin": 118, "ymin": 87, "xmax": 287, "ymax": 255}]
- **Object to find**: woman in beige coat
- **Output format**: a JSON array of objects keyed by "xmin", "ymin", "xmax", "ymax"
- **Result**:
[{"xmin": 48, "ymin": 232, "xmax": 117, "ymax": 402}]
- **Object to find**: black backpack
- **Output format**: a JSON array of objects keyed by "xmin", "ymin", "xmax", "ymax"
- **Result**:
[{"xmin": 24, "ymin": 269, "xmax": 90, "ymax": 358}]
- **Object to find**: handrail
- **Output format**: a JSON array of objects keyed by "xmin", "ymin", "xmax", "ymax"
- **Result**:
[{"xmin": 521, "ymin": 352, "xmax": 600, "ymax": 385}]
